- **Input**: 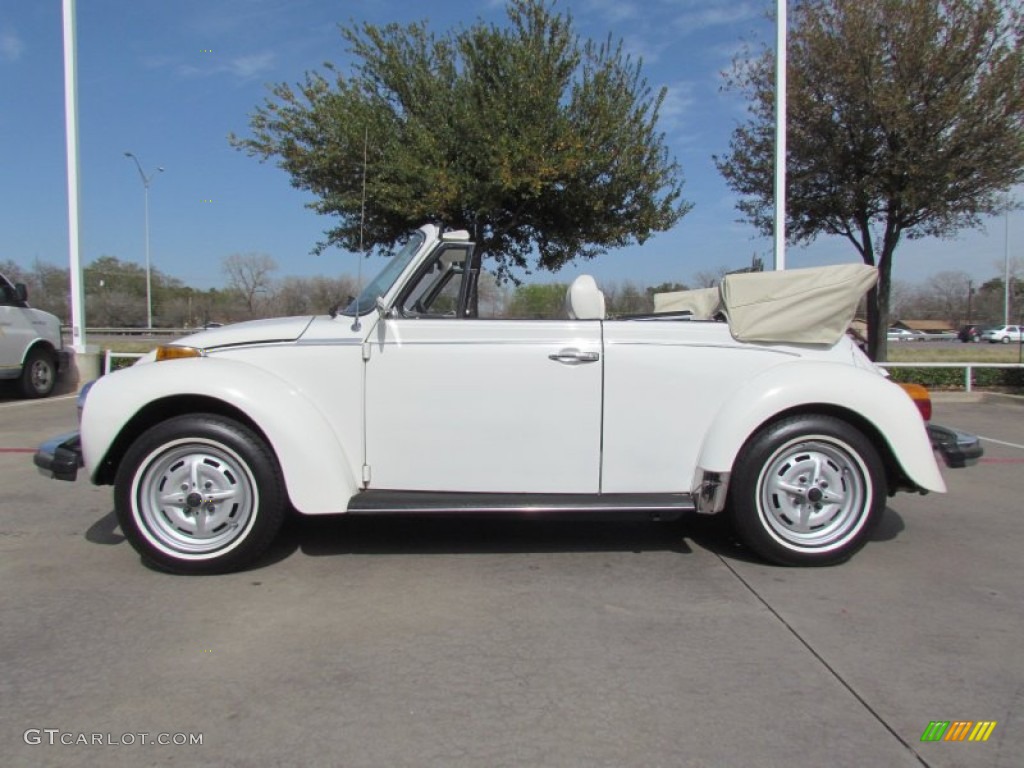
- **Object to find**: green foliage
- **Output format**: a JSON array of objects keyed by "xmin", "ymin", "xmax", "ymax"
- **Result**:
[
  {"xmin": 888, "ymin": 365, "xmax": 1024, "ymax": 389},
  {"xmin": 506, "ymin": 282, "xmax": 568, "ymax": 318},
  {"xmin": 716, "ymin": 0, "xmax": 1024, "ymax": 361},
  {"xmin": 230, "ymin": 0, "xmax": 690, "ymax": 279}
]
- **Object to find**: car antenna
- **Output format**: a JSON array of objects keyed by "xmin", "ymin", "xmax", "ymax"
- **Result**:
[{"xmin": 350, "ymin": 127, "xmax": 369, "ymax": 332}]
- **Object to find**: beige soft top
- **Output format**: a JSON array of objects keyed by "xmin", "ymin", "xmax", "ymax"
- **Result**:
[{"xmin": 653, "ymin": 263, "xmax": 878, "ymax": 345}]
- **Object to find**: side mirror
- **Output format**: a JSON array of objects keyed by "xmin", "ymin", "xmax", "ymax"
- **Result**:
[
  {"xmin": 375, "ymin": 296, "xmax": 390, "ymax": 318},
  {"xmin": 14, "ymin": 283, "xmax": 28, "ymax": 303}
]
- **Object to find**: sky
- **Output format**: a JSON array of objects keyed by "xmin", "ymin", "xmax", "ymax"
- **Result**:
[{"xmin": 0, "ymin": 0, "xmax": 1021, "ymax": 294}]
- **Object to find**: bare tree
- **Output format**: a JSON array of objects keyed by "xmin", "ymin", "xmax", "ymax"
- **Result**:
[{"xmin": 223, "ymin": 253, "xmax": 278, "ymax": 316}]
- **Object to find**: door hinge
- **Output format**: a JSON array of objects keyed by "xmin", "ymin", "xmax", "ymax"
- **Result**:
[
  {"xmin": 361, "ymin": 341, "xmax": 371, "ymax": 361},
  {"xmin": 361, "ymin": 464, "xmax": 371, "ymax": 486}
]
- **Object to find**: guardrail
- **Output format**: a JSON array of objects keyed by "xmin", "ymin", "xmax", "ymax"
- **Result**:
[
  {"xmin": 879, "ymin": 362, "xmax": 1024, "ymax": 393},
  {"xmin": 62, "ymin": 326, "xmax": 193, "ymax": 339}
]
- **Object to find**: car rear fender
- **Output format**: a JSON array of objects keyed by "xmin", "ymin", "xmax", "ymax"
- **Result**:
[
  {"xmin": 692, "ymin": 361, "xmax": 946, "ymax": 505},
  {"xmin": 81, "ymin": 357, "xmax": 359, "ymax": 514}
]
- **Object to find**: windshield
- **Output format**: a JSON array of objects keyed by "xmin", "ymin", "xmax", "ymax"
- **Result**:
[{"xmin": 341, "ymin": 231, "xmax": 426, "ymax": 316}]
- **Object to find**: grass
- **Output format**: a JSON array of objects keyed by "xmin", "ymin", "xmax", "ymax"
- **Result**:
[
  {"xmin": 886, "ymin": 343, "xmax": 1023, "ymax": 364},
  {"xmin": 884, "ymin": 342, "xmax": 1024, "ymax": 391}
]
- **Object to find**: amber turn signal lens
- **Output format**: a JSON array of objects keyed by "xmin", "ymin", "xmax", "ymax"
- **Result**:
[
  {"xmin": 155, "ymin": 345, "xmax": 204, "ymax": 362},
  {"xmin": 897, "ymin": 382, "xmax": 932, "ymax": 422}
]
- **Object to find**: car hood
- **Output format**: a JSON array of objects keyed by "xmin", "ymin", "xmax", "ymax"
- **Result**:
[{"xmin": 176, "ymin": 316, "xmax": 316, "ymax": 349}]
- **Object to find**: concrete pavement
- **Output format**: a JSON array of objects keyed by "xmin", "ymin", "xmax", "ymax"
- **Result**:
[{"xmin": 1, "ymin": 395, "xmax": 1020, "ymax": 767}]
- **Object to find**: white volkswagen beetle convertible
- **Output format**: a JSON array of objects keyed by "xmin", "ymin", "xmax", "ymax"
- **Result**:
[{"xmin": 36, "ymin": 225, "xmax": 981, "ymax": 573}]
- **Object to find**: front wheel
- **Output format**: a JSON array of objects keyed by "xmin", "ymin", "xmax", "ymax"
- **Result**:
[
  {"xmin": 115, "ymin": 415, "xmax": 287, "ymax": 574},
  {"xmin": 728, "ymin": 415, "xmax": 886, "ymax": 566}
]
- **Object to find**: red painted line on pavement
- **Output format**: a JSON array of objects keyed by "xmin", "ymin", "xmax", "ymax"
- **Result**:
[
  {"xmin": 0, "ymin": 448, "xmax": 35, "ymax": 454},
  {"xmin": 979, "ymin": 457, "xmax": 1024, "ymax": 464}
]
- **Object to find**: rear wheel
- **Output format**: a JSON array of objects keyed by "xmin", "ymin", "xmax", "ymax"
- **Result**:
[
  {"xmin": 728, "ymin": 415, "xmax": 886, "ymax": 566},
  {"xmin": 20, "ymin": 347, "xmax": 56, "ymax": 398},
  {"xmin": 115, "ymin": 415, "xmax": 286, "ymax": 574}
]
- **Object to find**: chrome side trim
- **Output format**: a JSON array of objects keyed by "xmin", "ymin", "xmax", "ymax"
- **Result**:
[{"xmin": 347, "ymin": 490, "xmax": 695, "ymax": 518}]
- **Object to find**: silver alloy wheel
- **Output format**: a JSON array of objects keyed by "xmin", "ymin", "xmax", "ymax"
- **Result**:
[
  {"xmin": 131, "ymin": 437, "xmax": 258, "ymax": 559},
  {"xmin": 755, "ymin": 434, "xmax": 872, "ymax": 553},
  {"xmin": 29, "ymin": 357, "xmax": 53, "ymax": 393}
]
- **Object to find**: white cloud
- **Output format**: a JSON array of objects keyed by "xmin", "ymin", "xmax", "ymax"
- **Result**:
[
  {"xmin": 226, "ymin": 52, "xmax": 277, "ymax": 79},
  {"xmin": 146, "ymin": 49, "xmax": 277, "ymax": 81},
  {"xmin": 658, "ymin": 80, "xmax": 697, "ymax": 130},
  {"xmin": 1, "ymin": 28, "xmax": 25, "ymax": 61},
  {"xmin": 582, "ymin": 0, "xmax": 642, "ymax": 25},
  {"xmin": 673, "ymin": 2, "xmax": 762, "ymax": 35}
]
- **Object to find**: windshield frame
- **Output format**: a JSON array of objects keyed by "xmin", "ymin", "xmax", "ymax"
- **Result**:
[{"xmin": 340, "ymin": 231, "xmax": 427, "ymax": 317}]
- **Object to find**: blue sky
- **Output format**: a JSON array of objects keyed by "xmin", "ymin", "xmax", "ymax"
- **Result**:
[{"xmin": 1, "ymin": 0, "xmax": 1020, "ymax": 292}]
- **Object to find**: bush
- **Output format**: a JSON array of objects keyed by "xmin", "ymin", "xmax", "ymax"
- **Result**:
[{"xmin": 887, "ymin": 366, "xmax": 1024, "ymax": 390}]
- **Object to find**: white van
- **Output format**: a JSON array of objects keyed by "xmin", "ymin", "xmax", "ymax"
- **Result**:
[{"xmin": 0, "ymin": 273, "xmax": 65, "ymax": 397}]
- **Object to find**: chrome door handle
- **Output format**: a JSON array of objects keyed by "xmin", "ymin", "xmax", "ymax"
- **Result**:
[{"xmin": 549, "ymin": 348, "xmax": 600, "ymax": 364}]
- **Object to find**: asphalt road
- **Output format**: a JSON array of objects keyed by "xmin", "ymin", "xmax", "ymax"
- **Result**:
[{"xmin": 1, "ymin": 393, "xmax": 1022, "ymax": 768}]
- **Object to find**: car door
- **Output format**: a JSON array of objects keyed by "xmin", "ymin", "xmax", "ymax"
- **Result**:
[
  {"xmin": 363, "ymin": 252, "xmax": 603, "ymax": 494},
  {"xmin": 0, "ymin": 277, "xmax": 29, "ymax": 373}
]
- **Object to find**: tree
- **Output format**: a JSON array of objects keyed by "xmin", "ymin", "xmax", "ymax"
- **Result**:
[
  {"xmin": 230, "ymin": 0, "xmax": 690, "ymax": 280},
  {"xmin": 505, "ymin": 283, "xmax": 568, "ymax": 318},
  {"xmin": 716, "ymin": 0, "xmax": 1024, "ymax": 360},
  {"xmin": 223, "ymin": 253, "xmax": 278, "ymax": 316}
]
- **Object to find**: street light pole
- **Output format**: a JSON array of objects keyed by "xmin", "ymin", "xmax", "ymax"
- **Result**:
[
  {"xmin": 124, "ymin": 152, "xmax": 163, "ymax": 329},
  {"xmin": 1004, "ymin": 207, "xmax": 1011, "ymax": 326}
]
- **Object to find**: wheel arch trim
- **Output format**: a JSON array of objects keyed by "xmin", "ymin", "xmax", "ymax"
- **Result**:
[
  {"xmin": 691, "ymin": 361, "xmax": 946, "ymax": 502},
  {"xmin": 82, "ymin": 357, "xmax": 359, "ymax": 514}
]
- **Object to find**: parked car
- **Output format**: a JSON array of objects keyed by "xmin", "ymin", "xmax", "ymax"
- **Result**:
[
  {"xmin": 980, "ymin": 325, "xmax": 1022, "ymax": 344},
  {"xmin": 35, "ymin": 225, "xmax": 982, "ymax": 573},
  {"xmin": 887, "ymin": 327, "xmax": 924, "ymax": 342},
  {"xmin": 0, "ymin": 272, "xmax": 65, "ymax": 397},
  {"xmin": 958, "ymin": 324, "xmax": 984, "ymax": 343}
]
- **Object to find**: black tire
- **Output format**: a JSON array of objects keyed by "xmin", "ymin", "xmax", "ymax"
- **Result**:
[
  {"xmin": 20, "ymin": 347, "xmax": 57, "ymax": 398},
  {"xmin": 728, "ymin": 415, "xmax": 886, "ymax": 566},
  {"xmin": 114, "ymin": 415, "xmax": 287, "ymax": 574},
  {"xmin": 1001, "ymin": 336, "xmax": 1010, "ymax": 344}
]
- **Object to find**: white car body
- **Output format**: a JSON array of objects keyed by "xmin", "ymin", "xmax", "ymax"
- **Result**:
[
  {"xmin": 886, "ymin": 327, "xmax": 923, "ymax": 342},
  {"xmin": 41, "ymin": 224, "xmax": 968, "ymax": 573},
  {"xmin": 980, "ymin": 325, "xmax": 1022, "ymax": 344}
]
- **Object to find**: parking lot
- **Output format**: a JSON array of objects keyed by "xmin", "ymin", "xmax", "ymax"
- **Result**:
[{"xmin": 1, "ymin": 392, "xmax": 1022, "ymax": 767}]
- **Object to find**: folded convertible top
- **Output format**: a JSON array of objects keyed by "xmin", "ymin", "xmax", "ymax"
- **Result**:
[{"xmin": 653, "ymin": 263, "xmax": 878, "ymax": 345}]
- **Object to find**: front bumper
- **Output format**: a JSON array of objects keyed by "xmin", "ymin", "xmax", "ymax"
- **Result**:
[
  {"xmin": 927, "ymin": 423, "xmax": 983, "ymax": 469},
  {"xmin": 34, "ymin": 431, "xmax": 83, "ymax": 481}
]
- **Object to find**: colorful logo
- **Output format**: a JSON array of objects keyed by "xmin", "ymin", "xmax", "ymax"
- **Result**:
[{"xmin": 921, "ymin": 721, "xmax": 997, "ymax": 742}]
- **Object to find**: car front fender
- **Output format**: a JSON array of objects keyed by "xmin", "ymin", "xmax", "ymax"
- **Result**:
[
  {"xmin": 693, "ymin": 361, "xmax": 946, "ymax": 498},
  {"xmin": 81, "ymin": 357, "xmax": 359, "ymax": 514}
]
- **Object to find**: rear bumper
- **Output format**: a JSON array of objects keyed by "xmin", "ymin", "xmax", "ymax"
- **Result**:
[
  {"xmin": 34, "ymin": 431, "xmax": 83, "ymax": 481},
  {"xmin": 927, "ymin": 423, "xmax": 983, "ymax": 469}
]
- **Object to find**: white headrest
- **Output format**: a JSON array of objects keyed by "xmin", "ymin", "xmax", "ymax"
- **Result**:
[{"xmin": 565, "ymin": 275, "xmax": 606, "ymax": 320}]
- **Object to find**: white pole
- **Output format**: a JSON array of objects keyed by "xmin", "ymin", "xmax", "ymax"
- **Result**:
[
  {"xmin": 774, "ymin": 0, "xmax": 787, "ymax": 271},
  {"xmin": 1004, "ymin": 208, "xmax": 1010, "ymax": 326},
  {"xmin": 144, "ymin": 182, "xmax": 152, "ymax": 329},
  {"xmin": 62, "ymin": 0, "xmax": 86, "ymax": 353},
  {"xmin": 124, "ymin": 153, "xmax": 161, "ymax": 329}
]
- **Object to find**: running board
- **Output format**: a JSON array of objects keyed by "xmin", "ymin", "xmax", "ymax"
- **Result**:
[{"xmin": 346, "ymin": 491, "xmax": 695, "ymax": 521}]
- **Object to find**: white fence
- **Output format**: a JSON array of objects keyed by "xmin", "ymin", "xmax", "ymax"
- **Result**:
[{"xmin": 104, "ymin": 350, "xmax": 146, "ymax": 374}]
